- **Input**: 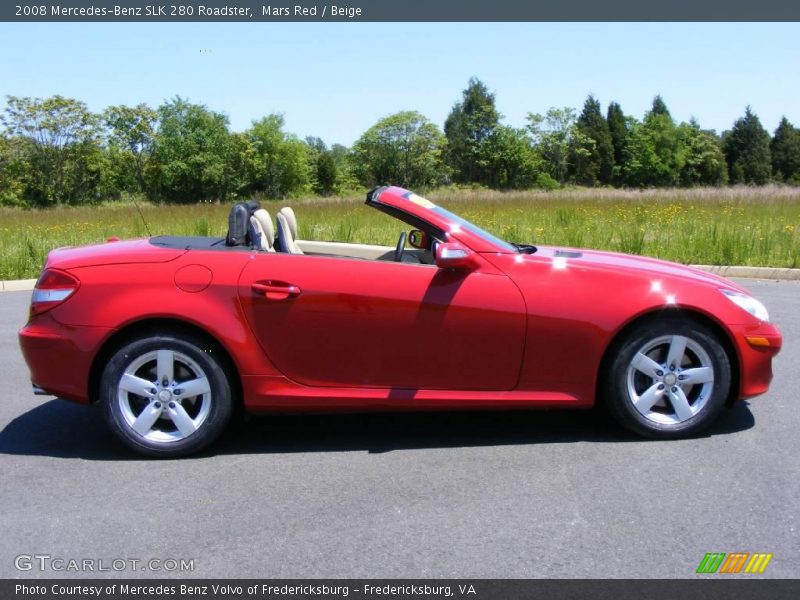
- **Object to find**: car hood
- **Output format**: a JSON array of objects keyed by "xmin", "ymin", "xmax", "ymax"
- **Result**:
[
  {"xmin": 45, "ymin": 239, "xmax": 187, "ymax": 271},
  {"xmin": 527, "ymin": 245, "xmax": 749, "ymax": 292}
]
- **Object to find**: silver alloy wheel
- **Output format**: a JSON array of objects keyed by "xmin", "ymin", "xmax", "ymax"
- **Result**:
[
  {"xmin": 625, "ymin": 334, "xmax": 715, "ymax": 425},
  {"xmin": 117, "ymin": 349, "xmax": 212, "ymax": 443}
]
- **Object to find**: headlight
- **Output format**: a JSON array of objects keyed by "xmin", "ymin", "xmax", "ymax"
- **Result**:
[{"xmin": 721, "ymin": 289, "xmax": 770, "ymax": 322}]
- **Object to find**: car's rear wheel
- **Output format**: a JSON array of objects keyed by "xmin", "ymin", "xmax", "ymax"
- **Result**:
[
  {"xmin": 604, "ymin": 318, "xmax": 731, "ymax": 438},
  {"xmin": 100, "ymin": 335, "xmax": 233, "ymax": 457}
]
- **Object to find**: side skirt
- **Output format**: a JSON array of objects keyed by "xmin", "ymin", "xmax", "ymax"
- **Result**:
[{"xmin": 242, "ymin": 375, "xmax": 587, "ymax": 412}]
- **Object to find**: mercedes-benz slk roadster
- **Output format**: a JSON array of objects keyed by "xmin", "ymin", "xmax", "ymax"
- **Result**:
[{"xmin": 19, "ymin": 186, "xmax": 782, "ymax": 457}]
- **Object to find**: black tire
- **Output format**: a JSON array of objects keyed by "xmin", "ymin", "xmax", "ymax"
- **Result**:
[
  {"xmin": 100, "ymin": 334, "xmax": 233, "ymax": 457},
  {"xmin": 603, "ymin": 317, "xmax": 731, "ymax": 439}
]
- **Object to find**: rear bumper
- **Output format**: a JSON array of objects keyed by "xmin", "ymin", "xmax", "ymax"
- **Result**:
[
  {"xmin": 18, "ymin": 314, "xmax": 113, "ymax": 404},
  {"xmin": 731, "ymin": 322, "xmax": 782, "ymax": 400}
]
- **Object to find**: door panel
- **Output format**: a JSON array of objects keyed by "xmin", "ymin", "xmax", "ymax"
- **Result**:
[{"xmin": 238, "ymin": 254, "xmax": 526, "ymax": 390}]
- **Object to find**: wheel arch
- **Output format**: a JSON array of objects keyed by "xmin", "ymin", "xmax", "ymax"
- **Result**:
[
  {"xmin": 88, "ymin": 317, "xmax": 243, "ymax": 409},
  {"xmin": 596, "ymin": 307, "xmax": 741, "ymax": 408}
]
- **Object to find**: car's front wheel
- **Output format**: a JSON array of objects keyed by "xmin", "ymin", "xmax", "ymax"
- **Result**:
[
  {"xmin": 604, "ymin": 318, "xmax": 731, "ymax": 438},
  {"xmin": 100, "ymin": 335, "xmax": 233, "ymax": 457}
]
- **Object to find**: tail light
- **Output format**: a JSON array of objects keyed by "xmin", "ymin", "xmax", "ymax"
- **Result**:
[{"xmin": 30, "ymin": 269, "xmax": 80, "ymax": 317}]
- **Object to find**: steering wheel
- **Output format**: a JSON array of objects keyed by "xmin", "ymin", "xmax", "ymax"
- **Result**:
[{"xmin": 394, "ymin": 231, "xmax": 407, "ymax": 262}]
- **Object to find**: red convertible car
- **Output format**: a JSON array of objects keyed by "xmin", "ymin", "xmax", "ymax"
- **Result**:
[{"xmin": 19, "ymin": 186, "xmax": 782, "ymax": 457}]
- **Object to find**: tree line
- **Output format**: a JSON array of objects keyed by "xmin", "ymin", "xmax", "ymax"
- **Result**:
[{"xmin": 1, "ymin": 78, "xmax": 799, "ymax": 207}]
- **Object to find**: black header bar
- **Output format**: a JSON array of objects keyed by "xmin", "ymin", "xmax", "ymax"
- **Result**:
[{"xmin": 3, "ymin": 0, "xmax": 800, "ymax": 22}]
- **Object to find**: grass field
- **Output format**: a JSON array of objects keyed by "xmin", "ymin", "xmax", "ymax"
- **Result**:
[{"xmin": 1, "ymin": 186, "xmax": 798, "ymax": 280}]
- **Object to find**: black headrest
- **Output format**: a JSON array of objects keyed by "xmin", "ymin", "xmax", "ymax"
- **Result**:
[{"xmin": 226, "ymin": 200, "xmax": 261, "ymax": 247}]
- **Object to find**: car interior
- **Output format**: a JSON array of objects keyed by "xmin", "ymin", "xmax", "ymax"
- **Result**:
[{"xmin": 224, "ymin": 200, "xmax": 440, "ymax": 264}]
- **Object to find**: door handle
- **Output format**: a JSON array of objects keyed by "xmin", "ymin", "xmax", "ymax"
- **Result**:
[{"xmin": 252, "ymin": 282, "xmax": 301, "ymax": 300}]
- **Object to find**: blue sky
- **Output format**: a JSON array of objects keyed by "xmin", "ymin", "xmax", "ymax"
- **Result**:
[{"xmin": 0, "ymin": 22, "xmax": 797, "ymax": 146}]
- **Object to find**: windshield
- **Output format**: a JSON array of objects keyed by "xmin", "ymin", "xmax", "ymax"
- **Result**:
[
  {"xmin": 430, "ymin": 205, "xmax": 518, "ymax": 253},
  {"xmin": 397, "ymin": 190, "xmax": 519, "ymax": 253}
]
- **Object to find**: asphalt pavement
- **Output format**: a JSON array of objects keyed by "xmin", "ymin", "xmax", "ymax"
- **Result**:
[{"xmin": 0, "ymin": 280, "xmax": 798, "ymax": 579}]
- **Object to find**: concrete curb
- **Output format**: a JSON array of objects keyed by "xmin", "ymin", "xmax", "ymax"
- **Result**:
[
  {"xmin": 0, "ymin": 267, "xmax": 797, "ymax": 293},
  {"xmin": 693, "ymin": 265, "xmax": 800, "ymax": 281},
  {"xmin": 0, "ymin": 279, "xmax": 37, "ymax": 292}
]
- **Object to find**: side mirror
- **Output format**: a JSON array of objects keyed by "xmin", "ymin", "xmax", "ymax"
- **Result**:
[
  {"xmin": 435, "ymin": 242, "xmax": 479, "ymax": 270},
  {"xmin": 408, "ymin": 229, "xmax": 428, "ymax": 249}
]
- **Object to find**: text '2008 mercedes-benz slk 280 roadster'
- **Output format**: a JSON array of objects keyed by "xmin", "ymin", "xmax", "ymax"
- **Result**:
[{"xmin": 19, "ymin": 186, "xmax": 782, "ymax": 457}]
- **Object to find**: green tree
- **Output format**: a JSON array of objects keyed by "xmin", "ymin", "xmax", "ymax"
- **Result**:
[
  {"xmin": 314, "ymin": 151, "xmax": 337, "ymax": 195},
  {"xmin": 351, "ymin": 111, "xmax": 447, "ymax": 189},
  {"xmin": 623, "ymin": 109, "xmax": 684, "ymax": 187},
  {"xmin": 483, "ymin": 126, "xmax": 541, "ymax": 189},
  {"xmin": 651, "ymin": 95, "xmax": 671, "ymax": 118},
  {"xmin": 2, "ymin": 95, "xmax": 102, "ymax": 206},
  {"xmin": 305, "ymin": 136, "xmax": 338, "ymax": 195},
  {"xmin": 0, "ymin": 134, "xmax": 30, "ymax": 206},
  {"xmin": 444, "ymin": 78, "xmax": 500, "ymax": 185},
  {"xmin": 526, "ymin": 107, "xmax": 580, "ymax": 184},
  {"xmin": 103, "ymin": 103, "xmax": 158, "ymax": 195},
  {"xmin": 722, "ymin": 107, "xmax": 772, "ymax": 185},
  {"xmin": 679, "ymin": 120, "xmax": 728, "ymax": 186},
  {"xmin": 770, "ymin": 117, "xmax": 800, "ymax": 184},
  {"xmin": 331, "ymin": 143, "xmax": 359, "ymax": 191},
  {"xmin": 606, "ymin": 101, "xmax": 629, "ymax": 183},
  {"xmin": 225, "ymin": 131, "xmax": 259, "ymax": 198},
  {"xmin": 572, "ymin": 95, "xmax": 614, "ymax": 185},
  {"xmin": 246, "ymin": 114, "xmax": 310, "ymax": 198},
  {"xmin": 150, "ymin": 97, "xmax": 237, "ymax": 202}
]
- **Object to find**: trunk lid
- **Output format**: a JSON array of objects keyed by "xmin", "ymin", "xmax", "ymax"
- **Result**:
[{"xmin": 44, "ymin": 239, "xmax": 186, "ymax": 270}]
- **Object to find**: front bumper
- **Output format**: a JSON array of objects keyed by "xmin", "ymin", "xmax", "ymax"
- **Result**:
[
  {"xmin": 730, "ymin": 321, "xmax": 782, "ymax": 400},
  {"xmin": 18, "ymin": 313, "xmax": 113, "ymax": 404}
]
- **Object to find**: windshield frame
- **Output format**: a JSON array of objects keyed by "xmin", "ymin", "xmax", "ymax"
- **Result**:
[{"xmin": 367, "ymin": 187, "xmax": 521, "ymax": 254}]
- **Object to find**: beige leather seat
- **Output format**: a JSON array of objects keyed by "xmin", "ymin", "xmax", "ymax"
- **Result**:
[
  {"xmin": 277, "ymin": 207, "xmax": 304, "ymax": 254},
  {"xmin": 249, "ymin": 208, "xmax": 276, "ymax": 252}
]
